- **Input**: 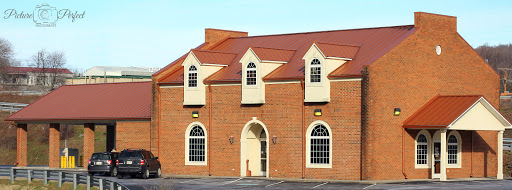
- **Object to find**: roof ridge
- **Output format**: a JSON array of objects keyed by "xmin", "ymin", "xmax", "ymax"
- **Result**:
[
  {"xmin": 65, "ymin": 81, "xmax": 151, "ymax": 87},
  {"xmin": 315, "ymin": 41, "xmax": 361, "ymax": 47},
  {"xmin": 251, "ymin": 46, "xmax": 297, "ymax": 51},
  {"xmin": 230, "ymin": 25, "xmax": 415, "ymax": 39},
  {"xmin": 191, "ymin": 49, "xmax": 238, "ymax": 55}
]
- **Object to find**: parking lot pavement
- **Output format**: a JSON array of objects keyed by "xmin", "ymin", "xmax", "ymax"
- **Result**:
[{"xmin": 92, "ymin": 175, "xmax": 512, "ymax": 190}]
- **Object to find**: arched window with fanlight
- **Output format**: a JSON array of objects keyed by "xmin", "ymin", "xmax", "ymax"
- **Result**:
[
  {"xmin": 185, "ymin": 122, "xmax": 207, "ymax": 165},
  {"xmin": 448, "ymin": 135, "xmax": 458, "ymax": 164},
  {"xmin": 188, "ymin": 65, "xmax": 198, "ymax": 88},
  {"xmin": 306, "ymin": 121, "xmax": 332, "ymax": 168},
  {"xmin": 415, "ymin": 130, "xmax": 431, "ymax": 168},
  {"xmin": 246, "ymin": 62, "xmax": 257, "ymax": 86},
  {"xmin": 310, "ymin": 58, "xmax": 321, "ymax": 83}
]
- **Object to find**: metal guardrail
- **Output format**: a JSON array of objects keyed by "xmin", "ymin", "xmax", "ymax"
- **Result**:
[
  {"xmin": 0, "ymin": 102, "xmax": 28, "ymax": 112},
  {"xmin": 0, "ymin": 167, "xmax": 129, "ymax": 190}
]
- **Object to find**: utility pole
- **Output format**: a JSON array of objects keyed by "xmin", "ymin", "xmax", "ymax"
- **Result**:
[{"xmin": 498, "ymin": 68, "xmax": 512, "ymax": 94}]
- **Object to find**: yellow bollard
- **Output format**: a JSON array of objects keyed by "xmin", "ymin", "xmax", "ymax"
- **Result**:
[
  {"xmin": 69, "ymin": 156, "xmax": 75, "ymax": 168},
  {"xmin": 60, "ymin": 156, "xmax": 67, "ymax": 168}
]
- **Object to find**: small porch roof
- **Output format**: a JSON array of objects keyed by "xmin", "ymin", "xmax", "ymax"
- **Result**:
[{"xmin": 403, "ymin": 95, "xmax": 511, "ymax": 131}]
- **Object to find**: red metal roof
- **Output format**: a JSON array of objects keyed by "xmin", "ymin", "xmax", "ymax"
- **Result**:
[
  {"xmin": 191, "ymin": 49, "xmax": 237, "ymax": 66},
  {"xmin": 250, "ymin": 47, "xmax": 296, "ymax": 63},
  {"xmin": 5, "ymin": 82, "xmax": 151, "ymax": 122},
  {"xmin": 315, "ymin": 42, "xmax": 359, "ymax": 59},
  {"xmin": 403, "ymin": 95, "xmax": 483, "ymax": 128},
  {"xmin": 7, "ymin": 67, "xmax": 72, "ymax": 74},
  {"xmin": 158, "ymin": 25, "xmax": 416, "ymax": 83}
]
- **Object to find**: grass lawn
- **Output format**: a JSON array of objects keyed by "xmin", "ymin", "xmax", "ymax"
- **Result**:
[{"xmin": 0, "ymin": 179, "xmax": 98, "ymax": 190}]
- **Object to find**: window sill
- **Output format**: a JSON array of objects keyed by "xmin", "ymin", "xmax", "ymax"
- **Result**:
[
  {"xmin": 185, "ymin": 161, "xmax": 207, "ymax": 166},
  {"xmin": 306, "ymin": 164, "xmax": 332, "ymax": 169},
  {"xmin": 415, "ymin": 165, "xmax": 430, "ymax": 169}
]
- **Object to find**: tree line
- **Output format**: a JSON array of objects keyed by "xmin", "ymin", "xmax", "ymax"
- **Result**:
[{"xmin": 475, "ymin": 44, "xmax": 512, "ymax": 92}]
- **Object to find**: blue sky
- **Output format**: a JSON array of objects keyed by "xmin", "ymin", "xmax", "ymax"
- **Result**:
[{"xmin": 0, "ymin": 0, "xmax": 511, "ymax": 72}]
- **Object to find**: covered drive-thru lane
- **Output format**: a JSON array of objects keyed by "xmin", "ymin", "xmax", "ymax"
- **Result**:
[{"xmin": 5, "ymin": 82, "xmax": 152, "ymax": 168}]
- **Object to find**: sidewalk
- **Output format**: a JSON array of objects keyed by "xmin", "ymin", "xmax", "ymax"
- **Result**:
[{"xmin": 164, "ymin": 174, "xmax": 505, "ymax": 185}]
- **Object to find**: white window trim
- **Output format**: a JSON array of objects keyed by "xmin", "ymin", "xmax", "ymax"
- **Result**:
[
  {"xmin": 185, "ymin": 122, "xmax": 207, "ymax": 166},
  {"xmin": 446, "ymin": 131, "xmax": 462, "ymax": 168},
  {"xmin": 306, "ymin": 120, "xmax": 332, "ymax": 168},
  {"xmin": 246, "ymin": 62, "xmax": 257, "ymax": 86},
  {"xmin": 415, "ymin": 130, "xmax": 431, "ymax": 169},
  {"xmin": 187, "ymin": 65, "xmax": 198, "ymax": 88},
  {"xmin": 309, "ymin": 58, "xmax": 322, "ymax": 84}
]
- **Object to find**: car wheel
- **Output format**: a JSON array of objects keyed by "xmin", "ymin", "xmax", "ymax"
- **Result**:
[
  {"xmin": 155, "ymin": 167, "xmax": 161, "ymax": 178},
  {"xmin": 111, "ymin": 167, "xmax": 118, "ymax": 177},
  {"xmin": 143, "ymin": 168, "xmax": 150, "ymax": 179},
  {"xmin": 117, "ymin": 173, "xmax": 123, "ymax": 179},
  {"xmin": 130, "ymin": 174, "xmax": 136, "ymax": 178},
  {"xmin": 88, "ymin": 172, "xmax": 94, "ymax": 176}
]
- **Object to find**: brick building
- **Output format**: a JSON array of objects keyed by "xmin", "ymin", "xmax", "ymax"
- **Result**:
[
  {"xmin": 6, "ymin": 12, "xmax": 511, "ymax": 181},
  {"xmin": 150, "ymin": 12, "xmax": 510, "ymax": 181}
]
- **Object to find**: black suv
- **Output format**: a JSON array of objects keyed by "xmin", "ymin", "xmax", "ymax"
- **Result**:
[
  {"xmin": 88, "ymin": 152, "xmax": 119, "ymax": 176},
  {"xmin": 116, "ymin": 149, "xmax": 161, "ymax": 179}
]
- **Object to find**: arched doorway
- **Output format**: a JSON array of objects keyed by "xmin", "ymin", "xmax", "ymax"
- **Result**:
[{"xmin": 240, "ymin": 118, "xmax": 269, "ymax": 177}]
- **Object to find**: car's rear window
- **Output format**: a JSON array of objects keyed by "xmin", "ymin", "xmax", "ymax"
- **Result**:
[
  {"xmin": 91, "ymin": 153, "xmax": 110, "ymax": 160},
  {"xmin": 120, "ymin": 151, "xmax": 142, "ymax": 158}
]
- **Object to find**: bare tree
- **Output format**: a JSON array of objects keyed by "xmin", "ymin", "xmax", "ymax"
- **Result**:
[
  {"xmin": 0, "ymin": 38, "xmax": 14, "ymax": 86},
  {"xmin": 47, "ymin": 51, "xmax": 66, "ymax": 89},
  {"xmin": 30, "ymin": 49, "xmax": 68, "ymax": 89}
]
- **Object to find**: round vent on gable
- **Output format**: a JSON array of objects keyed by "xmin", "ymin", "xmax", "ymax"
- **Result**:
[{"xmin": 436, "ymin": 45, "xmax": 442, "ymax": 55}]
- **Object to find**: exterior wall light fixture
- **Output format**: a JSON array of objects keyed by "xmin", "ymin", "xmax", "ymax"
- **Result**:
[
  {"xmin": 272, "ymin": 135, "xmax": 277, "ymax": 144},
  {"xmin": 394, "ymin": 108, "xmax": 401, "ymax": 116},
  {"xmin": 314, "ymin": 109, "xmax": 322, "ymax": 116},
  {"xmin": 229, "ymin": 136, "xmax": 234, "ymax": 144},
  {"xmin": 192, "ymin": 111, "xmax": 199, "ymax": 118}
]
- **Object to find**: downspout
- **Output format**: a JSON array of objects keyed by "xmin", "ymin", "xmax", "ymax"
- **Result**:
[
  {"xmin": 301, "ymin": 79, "xmax": 305, "ymax": 179},
  {"xmin": 470, "ymin": 131, "xmax": 473, "ymax": 178},
  {"xmin": 402, "ymin": 127, "xmax": 408, "ymax": 179},
  {"xmin": 208, "ymin": 83, "xmax": 212, "ymax": 176}
]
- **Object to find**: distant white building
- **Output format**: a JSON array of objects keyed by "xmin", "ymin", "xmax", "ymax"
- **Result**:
[
  {"xmin": 67, "ymin": 66, "xmax": 160, "ymax": 84},
  {"xmin": 5, "ymin": 67, "xmax": 73, "ymax": 86}
]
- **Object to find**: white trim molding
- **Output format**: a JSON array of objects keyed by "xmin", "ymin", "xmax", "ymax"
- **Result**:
[{"xmin": 306, "ymin": 120, "xmax": 333, "ymax": 168}]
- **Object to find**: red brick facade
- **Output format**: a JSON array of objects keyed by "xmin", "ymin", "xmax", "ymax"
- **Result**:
[
  {"xmin": 83, "ymin": 123, "xmax": 95, "ymax": 168},
  {"xmin": 361, "ymin": 12, "xmax": 499, "ymax": 180},
  {"xmin": 113, "ymin": 12, "xmax": 502, "ymax": 181},
  {"xmin": 116, "ymin": 121, "xmax": 151, "ymax": 151}
]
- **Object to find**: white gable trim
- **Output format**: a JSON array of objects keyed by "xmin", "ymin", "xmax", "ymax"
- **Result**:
[
  {"xmin": 302, "ymin": 43, "xmax": 353, "ymax": 61},
  {"xmin": 302, "ymin": 43, "xmax": 326, "ymax": 60},
  {"xmin": 182, "ymin": 51, "xmax": 200, "ymax": 66},
  {"xmin": 239, "ymin": 48, "xmax": 261, "ymax": 63},
  {"xmin": 448, "ymin": 97, "xmax": 511, "ymax": 131}
]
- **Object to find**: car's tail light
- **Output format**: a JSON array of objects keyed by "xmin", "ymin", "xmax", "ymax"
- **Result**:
[
  {"xmin": 88, "ymin": 160, "xmax": 91, "ymax": 165},
  {"xmin": 116, "ymin": 160, "xmax": 119, "ymax": 165},
  {"xmin": 107, "ymin": 160, "xmax": 112, "ymax": 165},
  {"xmin": 140, "ymin": 160, "xmax": 145, "ymax": 165}
]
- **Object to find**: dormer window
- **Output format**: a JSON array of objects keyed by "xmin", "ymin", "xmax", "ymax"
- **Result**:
[
  {"xmin": 310, "ymin": 58, "xmax": 321, "ymax": 83},
  {"xmin": 188, "ymin": 65, "xmax": 198, "ymax": 88},
  {"xmin": 246, "ymin": 62, "xmax": 257, "ymax": 86}
]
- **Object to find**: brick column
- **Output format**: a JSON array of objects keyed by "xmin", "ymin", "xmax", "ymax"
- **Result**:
[
  {"xmin": 83, "ymin": 123, "xmax": 95, "ymax": 168},
  {"xmin": 49, "ymin": 123, "xmax": 61, "ymax": 168},
  {"xmin": 16, "ymin": 124, "xmax": 28, "ymax": 167}
]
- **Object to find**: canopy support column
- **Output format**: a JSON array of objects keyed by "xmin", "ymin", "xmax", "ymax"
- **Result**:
[
  {"xmin": 440, "ymin": 129, "xmax": 447, "ymax": 181},
  {"xmin": 83, "ymin": 123, "xmax": 95, "ymax": 169},
  {"xmin": 498, "ymin": 130, "xmax": 504, "ymax": 179},
  {"xmin": 49, "ymin": 123, "xmax": 61, "ymax": 168},
  {"xmin": 16, "ymin": 124, "xmax": 28, "ymax": 167}
]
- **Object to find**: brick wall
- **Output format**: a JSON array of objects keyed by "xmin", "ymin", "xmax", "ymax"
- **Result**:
[
  {"xmin": 362, "ymin": 13, "xmax": 500, "ymax": 180},
  {"xmin": 158, "ymin": 81, "xmax": 361, "ymax": 179},
  {"xmin": 116, "ymin": 121, "xmax": 151, "ymax": 151}
]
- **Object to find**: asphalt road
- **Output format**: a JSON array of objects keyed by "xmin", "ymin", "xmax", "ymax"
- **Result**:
[{"xmin": 91, "ymin": 174, "xmax": 512, "ymax": 190}]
